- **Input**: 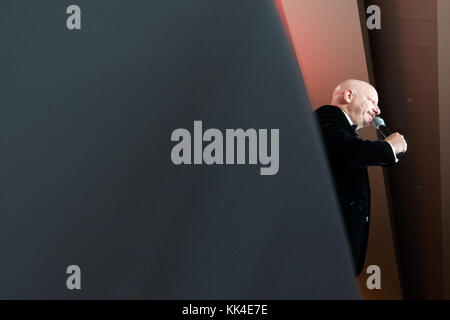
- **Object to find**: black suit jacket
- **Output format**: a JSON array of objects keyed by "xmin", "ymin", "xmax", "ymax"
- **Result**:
[{"xmin": 314, "ymin": 105, "xmax": 395, "ymax": 276}]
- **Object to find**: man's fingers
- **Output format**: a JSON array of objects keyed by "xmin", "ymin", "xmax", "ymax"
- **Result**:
[{"xmin": 385, "ymin": 132, "xmax": 408, "ymax": 154}]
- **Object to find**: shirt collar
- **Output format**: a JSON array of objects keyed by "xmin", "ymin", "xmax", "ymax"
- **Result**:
[
  {"xmin": 340, "ymin": 109, "xmax": 358, "ymax": 132},
  {"xmin": 341, "ymin": 109, "xmax": 353, "ymax": 126}
]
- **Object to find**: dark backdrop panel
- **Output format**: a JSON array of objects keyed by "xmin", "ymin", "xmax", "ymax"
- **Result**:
[{"xmin": 0, "ymin": 0, "xmax": 359, "ymax": 299}]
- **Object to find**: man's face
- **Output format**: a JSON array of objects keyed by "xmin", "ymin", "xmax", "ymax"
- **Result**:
[{"xmin": 347, "ymin": 86, "xmax": 380, "ymax": 128}]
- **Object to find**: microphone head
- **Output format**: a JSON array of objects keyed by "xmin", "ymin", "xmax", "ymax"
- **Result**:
[{"xmin": 373, "ymin": 116, "xmax": 385, "ymax": 129}]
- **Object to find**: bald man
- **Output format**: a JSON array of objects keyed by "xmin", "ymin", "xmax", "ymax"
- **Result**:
[{"xmin": 314, "ymin": 79, "xmax": 407, "ymax": 276}]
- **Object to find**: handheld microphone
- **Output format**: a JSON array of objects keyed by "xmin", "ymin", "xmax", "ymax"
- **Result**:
[
  {"xmin": 373, "ymin": 116, "xmax": 392, "ymax": 139},
  {"xmin": 373, "ymin": 116, "xmax": 405, "ymax": 157}
]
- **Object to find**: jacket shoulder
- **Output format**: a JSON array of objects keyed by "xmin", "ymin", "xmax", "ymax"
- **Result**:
[
  {"xmin": 314, "ymin": 105, "xmax": 347, "ymax": 126},
  {"xmin": 314, "ymin": 105, "xmax": 342, "ymax": 117}
]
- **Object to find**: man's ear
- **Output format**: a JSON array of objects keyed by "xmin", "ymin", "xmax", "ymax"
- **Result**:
[{"xmin": 343, "ymin": 89, "xmax": 354, "ymax": 103}]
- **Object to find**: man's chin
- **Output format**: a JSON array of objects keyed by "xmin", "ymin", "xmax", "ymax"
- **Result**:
[{"xmin": 364, "ymin": 119, "xmax": 374, "ymax": 127}]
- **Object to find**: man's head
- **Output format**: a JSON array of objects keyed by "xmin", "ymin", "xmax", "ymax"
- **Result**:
[{"xmin": 331, "ymin": 79, "xmax": 380, "ymax": 130}]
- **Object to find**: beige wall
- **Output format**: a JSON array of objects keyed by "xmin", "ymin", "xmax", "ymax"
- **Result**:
[
  {"xmin": 276, "ymin": 0, "xmax": 402, "ymax": 299},
  {"xmin": 277, "ymin": 0, "xmax": 369, "ymax": 108},
  {"xmin": 438, "ymin": 0, "xmax": 450, "ymax": 299}
]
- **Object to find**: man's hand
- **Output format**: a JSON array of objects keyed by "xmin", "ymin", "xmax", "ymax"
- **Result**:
[{"xmin": 385, "ymin": 132, "xmax": 407, "ymax": 155}]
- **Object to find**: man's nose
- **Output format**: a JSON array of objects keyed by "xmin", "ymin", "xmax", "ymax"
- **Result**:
[{"xmin": 374, "ymin": 105, "xmax": 381, "ymax": 115}]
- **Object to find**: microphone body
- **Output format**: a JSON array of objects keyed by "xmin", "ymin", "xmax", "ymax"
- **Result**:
[
  {"xmin": 373, "ymin": 116, "xmax": 404, "ymax": 157},
  {"xmin": 373, "ymin": 117, "xmax": 391, "ymax": 139},
  {"xmin": 376, "ymin": 124, "xmax": 392, "ymax": 139}
]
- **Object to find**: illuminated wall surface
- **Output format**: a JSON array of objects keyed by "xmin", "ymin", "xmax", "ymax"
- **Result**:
[{"xmin": 0, "ymin": 1, "xmax": 359, "ymax": 298}]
